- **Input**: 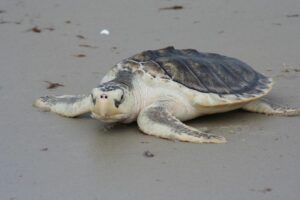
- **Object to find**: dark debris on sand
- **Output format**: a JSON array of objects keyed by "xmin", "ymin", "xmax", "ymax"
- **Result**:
[
  {"xmin": 282, "ymin": 67, "xmax": 300, "ymax": 73},
  {"xmin": 79, "ymin": 44, "xmax": 98, "ymax": 49},
  {"xmin": 45, "ymin": 81, "xmax": 64, "ymax": 89},
  {"xmin": 159, "ymin": 5, "xmax": 184, "ymax": 11},
  {"xmin": 76, "ymin": 35, "xmax": 86, "ymax": 39},
  {"xmin": 31, "ymin": 26, "xmax": 42, "ymax": 33},
  {"xmin": 286, "ymin": 14, "xmax": 300, "ymax": 18},
  {"xmin": 28, "ymin": 26, "xmax": 55, "ymax": 33},
  {"xmin": 143, "ymin": 150, "xmax": 154, "ymax": 158},
  {"xmin": 73, "ymin": 54, "xmax": 87, "ymax": 58},
  {"xmin": 40, "ymin": 147, "xmax": 48, "ymax": 151}
]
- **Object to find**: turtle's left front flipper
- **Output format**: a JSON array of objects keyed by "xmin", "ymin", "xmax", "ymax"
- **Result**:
[
  {"xmin": 242, "ymin": 98, "xmax": 300, "ymax": 116},
  {"xmin": 137, "ymin": 102, "xmax": 226, "ymax": 144},
  {"xmin": 33, "ymin": 95, "xmax": 91, "ymax": 117}
]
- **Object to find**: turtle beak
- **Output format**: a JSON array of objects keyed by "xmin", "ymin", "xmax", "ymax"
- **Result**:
[
  {"xmin": 91, "ymin": 99, "xmax": 126, "ymax": 122},
  {"xmin": 98, "ymin": 100, "xmax": 109, "ymax": 118},
  {"xmin": 92, "ymin": 97, "xmax": 109, "ymax": 118},
  {"xmin": 92, "ymin": 96, "xmax": 123, "ymax": 118}
]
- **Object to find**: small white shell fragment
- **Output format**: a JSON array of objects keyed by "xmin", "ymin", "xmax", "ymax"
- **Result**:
[{"xmin": 100, "ymin": 29, "xmax": 110, "ymax": 35}]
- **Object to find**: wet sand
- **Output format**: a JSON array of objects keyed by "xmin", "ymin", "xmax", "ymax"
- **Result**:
[{"xmin": 1, "ymin": 0, "xmax": 300, "ymax": 199}]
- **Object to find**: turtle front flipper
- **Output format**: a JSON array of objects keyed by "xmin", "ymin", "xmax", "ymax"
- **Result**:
[
  {"xmin": 137, "ymin": 102, "xmax": 226, "ymax": 144},
  {"xmin": 242, "ymin": 98, "xmax": 300, "ymax": 116},
  {"xmin": 33, "ymin": 95, "xmax": 92, "ymax": 117}
]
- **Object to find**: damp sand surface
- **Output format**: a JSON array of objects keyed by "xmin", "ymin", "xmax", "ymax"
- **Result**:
[{"xmin": 0, "ymin": 0, "xmax": 300, "ymax": 199}]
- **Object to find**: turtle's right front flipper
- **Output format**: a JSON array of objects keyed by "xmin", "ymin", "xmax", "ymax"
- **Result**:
[
  {"xmin": 33, "ymin": 95, "xmax": 92, "ymax": 117},
  {"xmin": 137, "ymin": 102, "xmax": 226, "ymax": 144}
]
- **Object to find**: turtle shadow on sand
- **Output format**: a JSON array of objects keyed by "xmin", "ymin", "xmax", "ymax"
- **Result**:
[{"xmin": 187, "ymin": 110, "xmax": 253, "ymax": 134}]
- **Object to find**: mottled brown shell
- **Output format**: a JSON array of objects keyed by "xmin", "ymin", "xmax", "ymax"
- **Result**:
[{"xmin": 123, "ymin": 46, "xmax": 272, "ymax": 96}]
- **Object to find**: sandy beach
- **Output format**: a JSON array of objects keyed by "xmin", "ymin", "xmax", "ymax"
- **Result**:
[{"xmin": 1, "ymin": 0, "xmax": 300, "ymax": 199}]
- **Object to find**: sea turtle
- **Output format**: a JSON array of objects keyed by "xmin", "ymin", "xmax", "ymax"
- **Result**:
[{"xmin": 33, "ymin": 46, "xmax": 300, "ymax": 143}]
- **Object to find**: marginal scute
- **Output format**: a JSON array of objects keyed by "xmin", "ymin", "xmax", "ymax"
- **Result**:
[
  {"xmin": 122, "ymin": 60, "xmax": 140, "ymax": 71},
  {"xmin": 142, "ymin": 61, "xmax": 165, "ymax": 77},
  {"xmin": 162, "ymin": 62, "xmax": 180, "ymax": 79}
]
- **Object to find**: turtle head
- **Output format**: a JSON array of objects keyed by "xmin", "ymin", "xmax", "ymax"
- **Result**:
[{"xmin": 90, "ymin": 82, "xmax": 135, "ymax": 123}]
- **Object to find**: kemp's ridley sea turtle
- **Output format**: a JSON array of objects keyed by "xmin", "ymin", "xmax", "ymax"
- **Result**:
[{"xmin": 34, "ymin": 47, "xmax": 300, "ymax": 143}]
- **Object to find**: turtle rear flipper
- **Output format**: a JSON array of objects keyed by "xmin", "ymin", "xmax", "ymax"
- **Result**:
[
  {"xmin": 33, "ymin": 95, "xmax": 91, "ymax": 117},
  {"xmin": 137, "ymin": 101, "xmax": 226, "ymax": 144},
  {"xmin": 242, "ymin": 98, "xmax": 300, "ymax": 116}
]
